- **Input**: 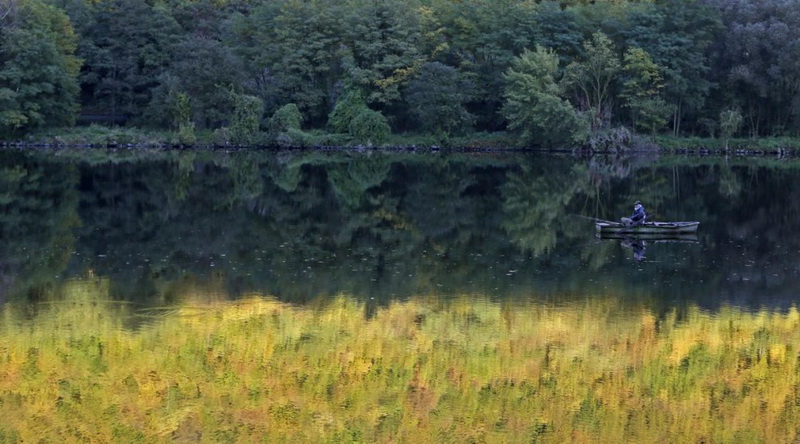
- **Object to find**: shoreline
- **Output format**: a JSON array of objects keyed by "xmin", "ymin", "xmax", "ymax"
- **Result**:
[{"xmin": 1, "ymin": 140, "xmax": 797, "ymax": 158}]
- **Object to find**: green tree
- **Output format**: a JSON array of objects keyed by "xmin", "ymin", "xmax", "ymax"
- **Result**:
[
  {"xmin": 348, "ymin": 108, "xmax": 390, "ymax": 146},
  {"xmin": 152, "ymin": 36, "xmax": 246, "ymax": 129},
  {"xmin": 79, "ymin": 0, "xmax": 180, "ymax": 125},
  {"xmin": 533, "ymin": 1, "xmax": 584, "ymax": 64},
  {"xmin": 424, "ymin": 0, "xmax": 542, "ymax": 131},
  {"xmin": 619, "ymin": 1, "xmax": 721, "ymax": 135},
  {"xmin": 719, "ymin": 108, "xmax": 743, "ymax": 150},
  {"xmin": 269, "ymin": 103, "xmax": 303, "ymax": 133},
  {"xmin": 404, "ymin": 61, "xmax": 475, "ymax": 137},
  {"xmin": 564, "ymin": 32, "xmax": 621, "ymax": 130},
  {"xmin": 229, "ymin": 92, "xmax": 264, "ymax": 145},
  {"xmin": 621, "ymin": 47, "xmax": 669, "ymax": 135},
  {"xmin": 239, "ymin": 0, "xmax": 345, "ymax": 125},
  {"xmin": 328, "ymin": 89, "xmax": 368, "ymax": 134},
  {"xmin": 342, "ymin": 0, "xmax": 423, "ymax": 112},
  {"xmin": 0, "ymin": 0, "xmax": 80, "ymax": 136},
  {"xmin": 172, "ymin": 91, "xmax": 196, "ymax": 145},
  {"xmin": 268, "ymin": 102, "xmax": 307, "ymax": 146},
  {"xmin": 502, "ymin": 46, "xmax": 586, "ymax": 148},
  {"xmin": 708, "ymin": 0, "xmax": 800, "ymax": 136}
]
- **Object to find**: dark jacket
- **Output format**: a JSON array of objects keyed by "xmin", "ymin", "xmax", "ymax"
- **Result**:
[{"xmin": 630, "ymin": 205, "xmax": 646, "ymax": 223}]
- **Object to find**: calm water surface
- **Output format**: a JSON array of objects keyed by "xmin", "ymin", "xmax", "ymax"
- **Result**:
[{"xmin": 2, "ymin": 148, "xmax": 800, "ymax": 441}]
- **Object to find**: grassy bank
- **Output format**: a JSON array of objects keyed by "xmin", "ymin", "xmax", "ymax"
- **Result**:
[
  {"xmin": 4, "ymin": 125, "xmax": 521, "ymax": 151},
  {"xmin": 655, "ymin": 135, "xmax": 800, "ymax": 154},
  {"xmin": 7, "ymin": 125, "xmax": 800, "ymax": 153},
  {"xmin": 3, "ymin": 277, "xmax": 800, "ymax": 442}
]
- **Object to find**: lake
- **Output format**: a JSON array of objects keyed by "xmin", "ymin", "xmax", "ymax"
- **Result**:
[{"xmin": 2, "ymin": 148, "xmax": 800, "ymax": 441}]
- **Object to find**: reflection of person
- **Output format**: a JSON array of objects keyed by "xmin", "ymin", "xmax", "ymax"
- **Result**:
[
  {"xmin": 621, "ymin": 238, "xmax": 646, "ymax": 261},
  {"xmin": 621, "ymin": 201, "xmax": 646, "ymax": 226}
]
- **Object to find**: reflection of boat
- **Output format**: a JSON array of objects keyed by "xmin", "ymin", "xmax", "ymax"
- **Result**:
[
  {"xmin": 595, "ymin": 220, "xmax": 700, "ymax": 235},
  {"xmin": 596, "ymin": 232, "xmax": 699, "ymax": 242},
  {"xmin": 620, "ymin": 237, "xmax": 647, "ymax": 261},
  {"xmin": 599, "ymin": 234, "xmax": 699, "ymax": 262}
]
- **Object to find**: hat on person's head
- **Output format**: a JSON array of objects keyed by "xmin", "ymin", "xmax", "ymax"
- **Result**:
[{"xmin": 634, "ymin": 200, "xmax": 642, "ymax": 206}]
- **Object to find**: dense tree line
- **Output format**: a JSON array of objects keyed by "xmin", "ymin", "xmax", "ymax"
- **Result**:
[{"xmin": 2, "ymin": 0, "xmax": 800, "ymax": 145}]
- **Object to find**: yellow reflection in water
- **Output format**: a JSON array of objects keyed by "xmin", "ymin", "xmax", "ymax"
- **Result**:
[{"xmin": 2, "ymin": 277, "xmax": 800, "ymax": 442}]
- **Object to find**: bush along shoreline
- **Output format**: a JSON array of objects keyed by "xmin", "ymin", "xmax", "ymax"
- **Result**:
[{"xmin": 3, "ymin": 125, "xmax": 800, "ymax": 156}]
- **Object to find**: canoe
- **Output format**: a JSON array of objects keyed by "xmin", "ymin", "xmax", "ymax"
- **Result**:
[{"xmin": 595, "ymin": 220, "xmax": 700, "ymax": 235}]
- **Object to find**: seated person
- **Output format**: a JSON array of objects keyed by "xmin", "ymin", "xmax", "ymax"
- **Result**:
[{"xmin": 621, "ymin": 201, "xmax": 646, "ymax": 226}]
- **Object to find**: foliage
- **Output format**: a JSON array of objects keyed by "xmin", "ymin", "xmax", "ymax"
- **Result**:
[
  {"xmin": 424, "ymin": 0, "xmax": 542, "ymax": 130},
  {"xmin": 348, "ymin": 108, "xmax": 390, "ymax": 146},
  {"xmin": 154, "ymin": 36, "xmax": 247, "ymax": 129},
  {"xmin": 229, "ymin": 92, "xmax": 264, "ymax": 145},
  {"xmin": 720, "ymin": 109, "xmax": 744, "ymax": 149},
  {"xmin": 708, "ymin": 0, "xmax": 800, "ymax": 136},
  {"xmin": 502, "ymin": 46, "xmax": 587, "ymax": 148},
  {"xmin": 269, "ymin": 103, "xmax": 303, "ymax": 133},
  {"xmin": 240, "ymin": 0, "xmax": 345, "ymax": 124},
  {"xmin": 3, "ymin": 0, "xmax": 800, "ymax": 145},
  {"xmin": 0, "ymin": 0, "xmax": 80, "ymax": 136},
  {"xmin": 327, "ymin": 89, "xmax": 367, "ymax": 134},
  {"xmin": 77, "ymin": 0, "xmax": 181, "ymax": 125},
  {"xmin": 177, "ymin": 122, "xmax": 197, "ymax": 146},
  {"xmin": 171, "ymin": 91, "xmax": 196, "ymax": 145},
  {"xmin": 621, "ymin": 47, "xmax": 669, "ymax": 135},
  {"xmin": 6, "ymin": 282, "xmax": 800, "ymax": 441},
  {"xmin": 564, "ymin": 32, "xmax": 621, "ymax": 130},
  {"xmin": 404, "ymin": 61, "xmax": 476, "ymax": 137},
  {"xmin": 619, "ymin": 0, "xmax": 721, "ymax": 135},
  {"xmin": 20, "ymin": 124, "xmax": 175, "ymax": 147},
  {"xmin": 342, "ymin": 0, "xmax": 423, "ymax": 110},
  {"xmin": 586, "ymin": 126, "xmax": 634, "ymax": 153}
]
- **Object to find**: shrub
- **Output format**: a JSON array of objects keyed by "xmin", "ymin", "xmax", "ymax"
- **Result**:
[
  {"xmin": 269, "ymin": 103, "xmax": 304, "ymax": 133},
  {"xmin": 230, "ymin": 93, "xmax": 263, "ymax": 145},
  {"xmin": 328, "ymin": 90, "xmax": 367, "ymax": 133},
  {"xmin": 348, "ymin": 109, "xmax": 390, "ymax": 146}
]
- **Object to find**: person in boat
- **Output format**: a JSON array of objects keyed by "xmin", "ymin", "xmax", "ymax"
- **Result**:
[{"xmin": 621, "ymin": 201, "xmax": 646, "ymax": 226}]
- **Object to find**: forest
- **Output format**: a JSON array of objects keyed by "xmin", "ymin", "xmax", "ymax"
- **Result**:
[{"xmin": 1, "ymin": 0, "xmax": 800, "ymax": 148}]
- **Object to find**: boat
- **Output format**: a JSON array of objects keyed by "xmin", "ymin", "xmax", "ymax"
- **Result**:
[
  {"xmin": 595, "ymin": 220, "xmax": 700, "ymax": 235},
  {"xmin": 596, "ymin": 231, "xmax": 699, "ymax": 242}
]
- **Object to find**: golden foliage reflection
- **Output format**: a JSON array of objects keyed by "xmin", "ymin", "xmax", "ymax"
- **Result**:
[{"xmin": 2, "ymin": 278, "xmax": 800, "ymax": 442}]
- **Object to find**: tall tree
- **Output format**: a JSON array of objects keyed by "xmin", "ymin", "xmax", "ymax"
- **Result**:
[
  {"xmin": 564, "ymin": 32, "xmax": 621, "ymax": 130},
  {"xmin": 78, "ymin": 0, "xmax": 180, "ymax": 125},
  {"xmin": 342, "ymin": 0, "xmax": 423, "ymax": 119},
  {"xmin": 425, "ymin": 0, "xmax": 542, "ymax": 130},
  {"xmin": 619, "ymin": 0, "xmax": 721, "ymax": 135},
  {"xmin": 235, "ymin": 0, "xmax": 345, "ymax": 125},
  {"xmin": 404, "ymin": 61, "xmax": 475, "ymax": 137},
  {"xmin": 0, "ymin": 0, "xmax": 80, "ymax": 136},
  {"xmin": 502, "ymin": 46, "xmax": 586, "ymax": 147},
  {"xmin": 708, "ymin": 0, "xmax": 800, "ymax": 136},
  {"xmin": 150, "ymin": 35, "xmax": 247, "ymax": 129},
  {"xmin": 620, "ymin": 47, "xmax": 669, "ymax": 135}
]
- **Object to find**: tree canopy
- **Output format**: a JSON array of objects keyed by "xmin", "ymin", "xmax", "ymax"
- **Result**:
[{"xmin": 3, "ymin": 0, "xmax": 800, "ymax": 144}]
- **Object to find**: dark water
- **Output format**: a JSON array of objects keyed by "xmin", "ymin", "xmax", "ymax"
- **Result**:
[{"xmin": 1, "ymin": 148, "xmax": 798, "ymax": 314}]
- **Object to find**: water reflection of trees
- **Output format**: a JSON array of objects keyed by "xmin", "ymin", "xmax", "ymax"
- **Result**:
[
  {"xmin": 3, "ymin": 149, "xmax": 800, "ymax": 311},
  {"xmin": 0, "ymin": 151, "xmax": 79, "ymax": 302}
]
